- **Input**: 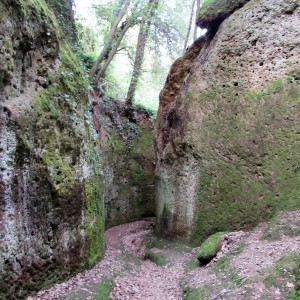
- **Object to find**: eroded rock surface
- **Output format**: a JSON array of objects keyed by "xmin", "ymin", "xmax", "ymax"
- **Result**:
[
  {"xmin": 0, "ymin": 1, "xmax": 104, "ymax": 298},
  {"xmin": 92, "ymin": 97, "xmax": 156, "ymax": 228},
  {"xmin": 155, "ymin": 0, "xmax": 300, "ymax": 242}
]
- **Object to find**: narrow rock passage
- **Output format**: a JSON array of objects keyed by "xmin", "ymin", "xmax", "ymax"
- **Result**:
[
  {"xmin": 28, "ymin": 211, "xmax": 300, "ymax": 300},
  {"xmin": 29, "ymin": 219, "xmax": 194, "ymax": 300}
]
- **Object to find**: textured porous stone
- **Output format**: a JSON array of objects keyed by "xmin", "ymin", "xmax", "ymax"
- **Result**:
[
  {"xmin": 155, "ymin": 37, "xmax": 205, "ymax": 161},
  {"xmin": 92, "ymin": 98, "xmax": 156, "ymax": 228},
  {"xmin": 155, "ymin": 0, "xmax": 300, "ymax": 243},
  {"xmin": 0, "ymin": 1, "xmax": 104, "ymax": 299}
]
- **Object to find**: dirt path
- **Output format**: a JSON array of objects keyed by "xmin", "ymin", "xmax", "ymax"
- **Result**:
[{"xmin": 27, "ymin": 212, "xmax": 300, "ymax": 300}]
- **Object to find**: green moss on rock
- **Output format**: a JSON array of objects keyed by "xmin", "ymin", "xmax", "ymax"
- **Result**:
[
  {"xmin": 197, "ymin": 0, "xmax": 250, "ymax": 28},
  {"xmin": 264, "ymin": 252, "xmax": 300, "ymax": 298},
  {"xmin": 103, "ymin": 112, "xmax": 156, "ymax": 227},
  {"xmin": 85, "ymin": 175, "xmax": 105, "ymax": 267},
  {"xmin": 0, "ymin": 0, "xmax": 105, "ymax": 298},
  {"xmin": 192, "ymin": 80, "xmax": 300, "ymax": 243},
  {"xmin": 133, "ymin": 127, "xmax": 154, "ymax": 158},
  {"xmin": 197, "ymin": 232, "xmax": 227, "ymax": 265}
]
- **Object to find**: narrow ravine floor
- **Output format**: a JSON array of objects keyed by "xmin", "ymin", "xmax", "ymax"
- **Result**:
[{"xmin": 28, "ymin": 212, "xmax": 300, "ymax": 300}]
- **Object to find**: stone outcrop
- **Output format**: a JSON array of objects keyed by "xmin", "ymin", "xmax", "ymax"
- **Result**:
[
  {"xmin": 92, "ymin": 97, "xmax": 156, "ymax": 228},
  {"xmin": 0, "ymin": 1, "xmax": 104, "ymax": 298},
  {"xmin": 155, "ymin": 0, "xmax": 300, "ymax": 243}
]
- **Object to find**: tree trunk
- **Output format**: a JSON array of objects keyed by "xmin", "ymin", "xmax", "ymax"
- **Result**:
[
  {"xmin": 194, "ymin": 0, "xmax": 201, "ymax": 40},
  {"xmin": 95, "ymin": 22, "xmax": 131, "ymax": 82},
  {"xmin": 90, "ymin": 0, "xmax": 131, "ymax": 77},
  {"xmin": 125, "ymin": 0, "xmax": 159, "ymax": 105},
  {"xmin": 183, "ymin": 0, "xmax": 196, "ymax": 53}
]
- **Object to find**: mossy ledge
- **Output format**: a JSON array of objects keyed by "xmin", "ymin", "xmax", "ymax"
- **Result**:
[
  {"xmin": 197, "ymin": 232, "xmax": 227, "ymax": 265},
  {"xmin": 196, "ymin": 0, "xmax": 250, "ymax": 29}
]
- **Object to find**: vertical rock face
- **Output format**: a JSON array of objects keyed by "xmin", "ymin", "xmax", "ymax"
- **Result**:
[
  {"xmin": 155, "ymin": 0, "xmax": 300, "ymax": 243},
  {"xmin": 0, "ymin": 1, "xmax": 104, "ymax": 298},
  {"xmin": 92, "ymin": 98, "xmax": 156, "ymax": 228}
]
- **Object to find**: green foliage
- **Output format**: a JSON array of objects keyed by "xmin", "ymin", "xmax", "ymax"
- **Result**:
[
  {"xmin": 75, "ymin": 0, "xmax": 196, "ymax": 110},
  {"xmin": 76, "ymin": 19, "xmax": 96, "ymax": 54},
  {"xmin": 199, "ymin": 0, "xmax": 218, "ymax": 16},
  {"xmin": 94, "ymin": 279, "xmax": 115, "ymax": 300},
  {"xmin": 19, "ymin": 0, "xmax": 53, "ymax": 20},
  {"xmin": 293, "ymin": 259, "xmax": 300, "ymax": 299},
  {"xmin": 197, "ymin": 232, "xmax": 227, "ymax": 264},
  {"xmin": 185, "ymin": 258, "xmax": 199, "ymax": 272},
  {"xmin": 108, "ymin": 134, "xmax": 126, "ymax": 154},
  {"xmin": 263, "ymin": 252, "xmax": 300, "ymax": 298},
  {"xmin": 184, "ymin": 286, "xmax": 210, "ymax": 300},
  {"xmin": 213, "ymin": 256, "xmax": 230, "ymax": 271},
  {"xmin": 144, "ymin": 250, "xmax": 168, "ymax": 266},
  {"xmin": 263, "ymin": 214, "xmax": 300, "ymax": 241},
  {"xmin": 118, "ymin": 253, "xmax": 141, "ymax": 271},
  {"xmin": 79, "ymin": 53, "xmax": 97, "ymax": 70},
  {"xmin": 133, "ymin": 127, "xmax": 154, "ymax": 157},
  {"xmin": 135, "ymin": 103, "xmax": 156, "ymax": 118},
  {"xmin": 38, "ymin": 94, "xmax": 51, "ymax": 112}
]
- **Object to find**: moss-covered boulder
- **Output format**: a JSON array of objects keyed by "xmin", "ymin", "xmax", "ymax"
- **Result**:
[
  {"xmin": 0, "ymin": 1, "xmax": 104, "ymax": 298},
  {"xmin": 155, "ymin": 0, "xmax": 300, "ymax": 243},
  {"xmin": 197, "ymin": 232, "xmax": 227, "ymax": 265},
  {"xmin": 197, "ymin": 0, "xmax": 250, "ymax": 29}
]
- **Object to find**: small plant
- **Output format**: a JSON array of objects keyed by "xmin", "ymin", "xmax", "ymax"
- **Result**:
[
  {"xmin": 263, "ymin": 213, "xmax": 300, "ymax": 241},
  {"xmin": 183, "ymin": 286, "xmax": 210, "ymax": 300},
  {"xmin": 144, "ymin": 250, "xmax": 168, "ymax": 266},
  {"xmin": 78, "ymin": 53, "xmax": 97, "ymax": 70},
  {"xmin": 94, "ymin": 278, "xmax": 114, "ymax": 300},
  {"xmin": 118, "ymin": 253, "xmax": 141, "ymax": 271},
  {"xmin": 185, "ymin": 258, "xmax": 199, "ymax": 272},
  {"xmin": 292, "ymin": 258, "xmax": 300, "ymax": 299},
  {"xmin": 213, "ymin": 256, "xmax": 230, "ymax": 271},
  {"xmin": 263, "ymin": 252, "xmax": 300, "ymax": 298}
]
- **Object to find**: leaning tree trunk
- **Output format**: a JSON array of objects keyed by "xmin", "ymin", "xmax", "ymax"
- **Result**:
[
  {"xmin": 90, "ymin": 0, "xmax": 131, "ymax": 77},
  {"xmin": 95, "ymin": 22, "xmax": 131, "ymax": 82},
  {"xmin": 193, "ymin": 0, "xmax": 201, "ymax": 40},
  {"xmin": 183, "ymin": 0, "xmax": 196, "ymax": 53},
  {"xmin": 125, "ymin": 0, "xmax": 159, "ymax": 105}
]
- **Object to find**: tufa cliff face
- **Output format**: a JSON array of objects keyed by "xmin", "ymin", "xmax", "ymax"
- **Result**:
[
  {"xmin": 155, "ymin": 0, "xmax": 300, "ymax": 243},
  {"xmin": 0, "ymin": 1, "xmax": 157, "ymax": 298},
  {"xmin": 92, "ymin": 97, "xmax": 156, "ymax": 228},
  {"xmin": 0, "ymin": 1, "xmax": 104, "ymax": 298}
]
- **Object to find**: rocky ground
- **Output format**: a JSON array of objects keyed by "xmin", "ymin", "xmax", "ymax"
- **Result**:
[{"xmin": 27, "ymin": 212, "xmax": 300, "ymax": 300}]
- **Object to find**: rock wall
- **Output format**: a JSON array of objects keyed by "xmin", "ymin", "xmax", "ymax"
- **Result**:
[
  {"xmin": 92, "ymin": 97, "xmax": 156, "ymax": 228},
  {"xmin": 0, "ymin": 1, "xmax": 104, "ymax": 299},
  {"xmin": 155, "ymin": 0, "xmax": 300, "ymax": 243}
]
